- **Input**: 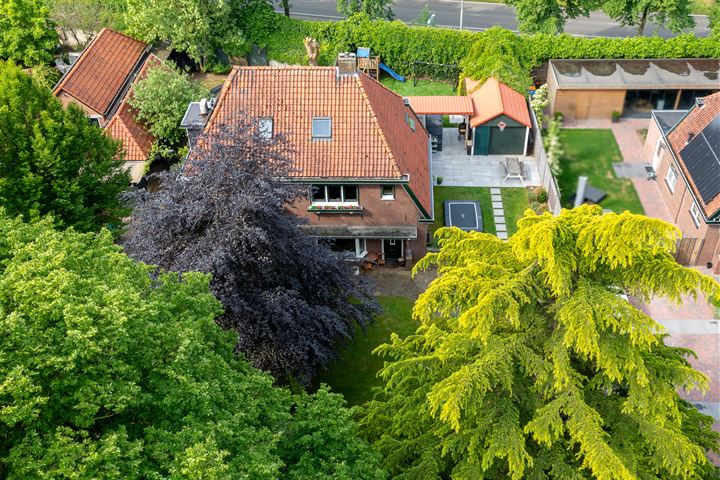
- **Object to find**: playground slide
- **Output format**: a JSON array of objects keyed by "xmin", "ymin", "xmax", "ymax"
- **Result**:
[{"xmin": 379, "ymin": 63, "xmax": 405, "ymax": 82}]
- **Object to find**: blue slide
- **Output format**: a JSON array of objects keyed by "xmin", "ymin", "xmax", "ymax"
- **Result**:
[{"xmin": 379, "ymin": 63, "xmax": 405, "ymax": 82}]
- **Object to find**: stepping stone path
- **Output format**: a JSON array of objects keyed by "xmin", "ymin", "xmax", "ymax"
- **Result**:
[{"xmin": 490, "ymin": 188, "xmax": 508, "ymax": 240}]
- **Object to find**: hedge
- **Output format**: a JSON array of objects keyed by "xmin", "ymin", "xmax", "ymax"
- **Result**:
[{"xmin": 241, "ymin": 9, "xmax": 720, "ymax": 86}]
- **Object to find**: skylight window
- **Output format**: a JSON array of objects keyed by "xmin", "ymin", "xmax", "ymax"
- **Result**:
[
  {"xmin": 258, "ymin": 117, "xmax": 273, "ymax": 138},
  {"xmin": 312, "ymin": 117, "xmax": 332, "ymax": 139}
]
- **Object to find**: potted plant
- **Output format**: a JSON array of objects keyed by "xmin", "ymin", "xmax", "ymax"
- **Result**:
[
  {"xmin": 436, "ymin": 176, "xmax": 443, "ymax": 185},
  {"xmin": 611, "ymin": 110, "xmax": 621, "ymax": 123}
]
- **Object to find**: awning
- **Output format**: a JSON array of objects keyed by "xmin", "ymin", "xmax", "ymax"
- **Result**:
[
  {"xmin": 299, "ymin": 225, "xmax": 417, "ymax": 239},
  {"xmin": 405, "ymin": 96, "xmax": 474, "ymax": 115}
]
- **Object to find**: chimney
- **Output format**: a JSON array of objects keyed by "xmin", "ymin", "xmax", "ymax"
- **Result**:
[
  {"xmin": 199, "ymin": 98, "xmax": 208, "ymax": 115},
  {"xmin": 336, "ymin": 53, "xmax": 357, "ymax": 76}
]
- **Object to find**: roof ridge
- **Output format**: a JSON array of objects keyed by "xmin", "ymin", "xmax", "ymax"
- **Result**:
[
  {"xmin": 204, "ymin": 66, "xmax": 239, "ymax": 130},
  {"xmin": 355, "ymin": 76, "xmax": 403, "ymax": 177}
]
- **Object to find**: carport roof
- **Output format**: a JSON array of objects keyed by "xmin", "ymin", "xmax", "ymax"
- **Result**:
[
  {"xmin": 550, "ymin": 59, "xmax": 720, "ymax": 90},
  {"xmin": 405, "ymin": 96, "xmax": 474, "ymax": 115}
]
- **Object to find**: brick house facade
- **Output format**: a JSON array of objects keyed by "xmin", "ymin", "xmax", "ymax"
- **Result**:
[
  {"xmin": 643, "ymin": 92, "xmax": 720, "ymax": 269},
  {"xmin": 191, "ymin": 65, "xmax": 433, "ymax": 264}
]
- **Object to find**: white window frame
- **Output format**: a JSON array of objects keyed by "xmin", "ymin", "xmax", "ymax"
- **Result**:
[
  {"xmin": 652, "ymin": 138, "xmax": 665, "ymax": 170},
  {"xmin": 689, "ymin": 202, "xmax": 702, "ymax": 228},
  {"xmin": 665, "ymin": 163, "xmax": 678, "ymax": 193},
  {"xmin": 310, "ymin": 185, "xmax": 359, "ymax": 206},
  {"xmin": 258, "ymin": 117, "xmax": 273, "ymax": 138},
  {"xmin": 381, "ymin": 185, "xmax": 395, "ymax": 200},
  {"xmin": 355, "ymin": 238, "xmax": 367, "ymax": 258},
  {"xmin": 312, "ymin": 117, "xmax": 332, "ymax": 139},
  {"xmin": 87, "ymin": 115, "xmax": 102, "ymax": 127}
]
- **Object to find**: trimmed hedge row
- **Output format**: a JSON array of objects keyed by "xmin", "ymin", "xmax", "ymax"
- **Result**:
[{"xmin": 243, "ymin": 10, "xmax": 720, "ymax": 83}]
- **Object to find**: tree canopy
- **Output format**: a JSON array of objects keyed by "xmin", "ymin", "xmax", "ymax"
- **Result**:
[
  {"xmin": 125, "ymin": 0, "xmax": 247, "ymax": 71},
  {"xmin": 123, "ymin": 118, "xmax": 378, "ymax": 385},
  {"xmin": 362, "ymin": 205, "xmax": 720, "ymax": 479},
  {"xmin": 49, "ymin": 0, "xmax": 127, "ymax": 45},
  {"xmin": 0, "ymin": 214, "xmax": 385, "ymax": 479},
  {"xmin": 602, "ymin": 0, "xmax": 694, "ymax": 36},
  {"xmin": 128, "ymin": 61, "xmax": 208, "ymax": 146},
  {"xmin": 337, "ymin": 0, "xmax": 395, "ymax": 20},
  {"xmin": 459, "ymin": 27, "xmax": 534, "ymax": 94},
  {"xmin": 0, "ymin": 61, "xmax": 129, "ymax": 231},
  {"xmin": 504, "ymin": 0, "xmax": 596, "ymax": 34},
  {"xmin": 0, "ymin": 0, "xmax": 57, "ymax": 66}
]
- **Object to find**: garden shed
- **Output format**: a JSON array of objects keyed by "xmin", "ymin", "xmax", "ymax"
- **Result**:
[
  {"xmin": 465, "ymin": 78, "xmax": 532, "ymax": 156},
  {"xmin": 547, "ymin": 59, "xmax": 720, "ymax": 120}
]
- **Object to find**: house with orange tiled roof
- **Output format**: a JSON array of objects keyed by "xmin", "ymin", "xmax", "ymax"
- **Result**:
[
  {"xmin": 53, "ymin": 28, "xmax": 160, "ymax": 183},
  {"xmin": 185, "ymin": 60, "xmax": 433, "ymax": 264},
  {"xmin": 643, "ymin": 91, "xmax": 720, "ymax": 269}
]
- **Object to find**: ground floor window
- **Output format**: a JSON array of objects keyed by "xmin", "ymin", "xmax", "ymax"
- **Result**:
[
  {"xmin": 330, "ymin": 238, "xmax": 367, "ymax": 258},
  {"xmin": 689, "ymin": 202, "xmax": 703, "ymax": 228}
]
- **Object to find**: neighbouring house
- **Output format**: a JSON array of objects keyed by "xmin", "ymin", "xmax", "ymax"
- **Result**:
[
  {"xmin": 183, "ymin": 60, "xmax": 433, "ymax": 264},
  {"xmin": 547, "ymin": 59, "xmax": 720, "ymax": 121},
  {"xmin": 643, "ymin": 91, "xmax": 720, "ymax": 269},
  {"xmin": 53, "ymin": 28, "xmax": 162, "ymax": 183},
  {"xmin": 405, "ymin": 77, "xmax": 532, "ymax": 157}
]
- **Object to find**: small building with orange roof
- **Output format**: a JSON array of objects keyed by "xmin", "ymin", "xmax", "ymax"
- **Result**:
[{"xmin": 53, "ymin": 28, "xmax": 161, "ymax": 183}]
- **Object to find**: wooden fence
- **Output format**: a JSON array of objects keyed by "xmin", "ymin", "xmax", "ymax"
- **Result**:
[{"xmin": 675, "ymin": 237, "xmax": 704, "ymax": 265}]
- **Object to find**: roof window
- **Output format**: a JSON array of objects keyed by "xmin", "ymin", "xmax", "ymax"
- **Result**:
[{"xmin": 312, "ymin": 117, "xmax": 332, "ymax": 139}]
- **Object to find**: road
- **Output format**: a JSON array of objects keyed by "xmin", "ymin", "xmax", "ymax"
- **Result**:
[{"xmin": 276, "ymin": 0, "xmax": 711, "ymax": 38}]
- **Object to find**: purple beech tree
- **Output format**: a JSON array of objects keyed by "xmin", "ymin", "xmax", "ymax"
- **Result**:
[{"xmin": 123, "ymin": 117, "xmax": 378, "ymax": 384}]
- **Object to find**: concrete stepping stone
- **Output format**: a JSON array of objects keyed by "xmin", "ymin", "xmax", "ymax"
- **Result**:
[
  {"xmin": 493, "ymin": 208, "xmax": 504, "ymax": 216},
  {"xmin": 495, "ymin": 223, "xmax": 507, "ymax": 231},
  {"xmin": 492, "ymin": 201, "xmax": 503, "ymax": 209},
  {"xmin": 497, "ymin": 231, "xmax": 508, "ymax": 240},
  {"xmin": 491, "ymin": 195, "xmax": 502, "ymax": 202},
  {"xmin": 490, "ymin": 188, "xmax": 501, "ymax": 195}
]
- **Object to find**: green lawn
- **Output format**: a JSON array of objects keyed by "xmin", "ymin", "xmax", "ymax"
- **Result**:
[
  {"xmin": 431, "ymin": 186, "xmax": 496, "ymax": 243},
  {"xmin": 316, "ymin": 296, "xmax": 416, "ymax": 406},
  {"xmin": 380, "ymin": 77, "xmax": 455, "ymax": 96},
  {"xmin": 501, "ymin": 188, "xmax": 530, "ymax": 236},
  {"xmin": 557, "ymin": 129, "xmax": 644, "ymax": 215}
]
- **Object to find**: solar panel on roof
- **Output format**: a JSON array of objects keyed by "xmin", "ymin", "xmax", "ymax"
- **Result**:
[{"xmin": 680, "ymin": 116, "xmax": 720, "ymax": 204}]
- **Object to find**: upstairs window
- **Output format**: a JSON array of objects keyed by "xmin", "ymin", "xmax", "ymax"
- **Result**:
[
  {"xmin": 690, "ymin": 202, "xmax": 702, "ymax": 228},
  {"xmin": 405, "ymin": 112, "xmax": 416, "ymax": 131},
  {"xmin": 310, "ymin": 185, "xmax": 359, "ymax": 204},
  {"xmin": 312, "ymin": 117, "xmax": 332, "ymax": 139},
  {"xmin": 381, "ymin": 185, "xmax": 395, "ymax": 200},
  {"xmin": 258, "ymin": 117, "xmax": 273, "ymax": 138},
  {"xmin": 665, "ymin": 163, "xmax": 678, "ymax": 193}
]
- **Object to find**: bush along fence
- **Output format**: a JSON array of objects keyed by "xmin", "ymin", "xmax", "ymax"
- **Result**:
[{"xmin": 244, "ymin": 10, "xmax": 720, "ymax": 87}]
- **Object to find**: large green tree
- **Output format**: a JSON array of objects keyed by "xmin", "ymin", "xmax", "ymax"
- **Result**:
[
  {"xmin": 362, "ymin": 206, "xmax": 720, "ymax": 479},
  {"xmin": 48, "ymin": 0, "xmax": 127, "ymax": 45},
  {"xmin": 128, "ymin": 61, "xmax": 208, "ymax": 146},
  {"xmin": 0, "ymin": 215, "xmax": 385, "ymax": 479},
  {"xmin": 125, "ymin": 0, "xmax": 246, "ymax": 72},
  {"xmin": 601, "ymin": 0, "xmax": 695, "ymax": 35},
  {"xmin": 504, "ymin": 0, "xmax": 597, "ymax": 34},
  {"xmin": 337, "ymin": 0, "xmax": 394, "ymax": 20},
  {"xmin": 0, "ymin": 0, "xmax": 57, "ymax": 66},
  {"xmin": 459, "ymin": 27, "xmax": 533, "ymax": 94},
  {"xmin": 0, "ymin": 61, "xmax": 129, "ymax": 231}
]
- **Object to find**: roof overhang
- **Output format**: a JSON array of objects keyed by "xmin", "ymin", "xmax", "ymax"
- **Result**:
[
  {"xmin": 299, "ymin": 225, "xmax": 418, "ymax": 239},
  {"xmin": 405, "ymin": 96, "xmax": 474, "ymax": 116}
]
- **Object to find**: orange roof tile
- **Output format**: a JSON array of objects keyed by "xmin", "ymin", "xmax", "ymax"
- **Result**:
[
  {"xmin": 204, "ymin": 66, "xmax": 432, "ymax": 218},
  {"xmin": 405, "ymin": 96, "xmax": 474, "ymax": 115},
  {"xmin": 465, "ymin": 77, "xmax": 531, "ymax": 128},
  {"xmin": 53, "ymin": 29, "xmax": 148, "ymax": 115},
  {"xmin": 667, "ymin": 92, "xmax": 720, "ymax": 218}
]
